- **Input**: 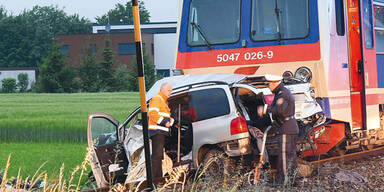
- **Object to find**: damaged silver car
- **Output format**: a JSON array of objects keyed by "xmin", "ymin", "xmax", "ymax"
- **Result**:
[{"xmin": 87, "ymin": 74, "xmax": 324, "ymax": 187}]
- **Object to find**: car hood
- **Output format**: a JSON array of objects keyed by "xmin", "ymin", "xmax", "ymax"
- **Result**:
[{"xmin": 146, "ymin": 74, "xmax": 247, "ymax": 101}]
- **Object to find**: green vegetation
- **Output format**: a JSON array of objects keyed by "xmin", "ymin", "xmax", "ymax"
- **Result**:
[
  {"xmin": 1, "ymin": 78, "xmax": 17, "ymax": 93},
  {"xmin": 0, "ymin": 143, "xmax": 87, "ymax": 179},
  {"xmin": 96, "ymin": 1, "xmax": 150, "ymax": 25},
  {"xmin": 0, "ymin": 92, "xmax": 139, "ymax": 142},
  {"xmin": 37, "ymin": 42, "xmax": 79, "ymax": 93},
  {"xmin": 0, "ymin": 5, "xmax": 91, "ymax": 68},
  {"xmin": 99, "ymin": 40, "xmax": 117, "ymax": 92},
  {"xmin": 17, "ymin": 73, "xmax": 29, "ymax": 93}
]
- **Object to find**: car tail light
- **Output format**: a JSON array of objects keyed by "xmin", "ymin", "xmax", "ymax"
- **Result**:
[
  {"xmin": 264, "ymin": 94, "xmax": 275, "ymax": 106},
  {"xmin": 230, "ymin": 116, "xmax": 248, "ymax": 135}
]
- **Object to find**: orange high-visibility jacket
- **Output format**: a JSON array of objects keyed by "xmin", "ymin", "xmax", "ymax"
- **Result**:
[{"xmin": 148, "ymin": 92, "xmax": 174, "ymax": 132}]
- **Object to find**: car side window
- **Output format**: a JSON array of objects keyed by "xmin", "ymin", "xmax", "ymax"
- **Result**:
[
  {"xmin": 188, "ymin": 88, "xmax": 230, "ymax": 122},
  {"xmin": 91, "ymin": 117, "xmax": 118, "ymax": 146}
]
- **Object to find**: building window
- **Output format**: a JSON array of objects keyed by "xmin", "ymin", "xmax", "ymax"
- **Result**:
[
  {"xmin": 118, "ymin": 43, "xmax": 136, "ymax": 55},
  {"xmin": 91, "ymin": 44, "xmax": 97, "ymax": 55},
  {"xmin": 374, "ymin": 3, "xmax": 384, "ymax": 53},
  {"xmin": 157, "ymin": 69, "xmax": 170, "ymax": 77},
  {"xmin": 60, "ymin": 45, "xmax": 69, "ymax": 56}
]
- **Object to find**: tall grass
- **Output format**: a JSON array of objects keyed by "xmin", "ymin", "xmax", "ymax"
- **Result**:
[{"xmin": 0, "ymin": 92, "xmax": 139, "ymax": 142}]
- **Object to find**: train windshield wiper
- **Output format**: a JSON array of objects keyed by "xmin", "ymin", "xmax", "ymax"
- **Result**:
[
  {"xmin": 274, "ymin": 0, "xmax": 282, "ymax": 44},
  {"xmin": 190, "ymin": 22, "xmax": 212, "ymax": 49}
]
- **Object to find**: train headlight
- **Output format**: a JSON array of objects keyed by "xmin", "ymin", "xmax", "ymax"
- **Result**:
[
  {"xmin": 282, "ymin": 71, "xmax": 293, "ymax": 79},
  {"xmin": 294, "ymin": 67, "xmax": 312, "ymax": 82}
]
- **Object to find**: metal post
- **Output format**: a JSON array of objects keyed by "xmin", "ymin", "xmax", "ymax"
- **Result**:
[
  {"xmin": 132, "ymin": 0, "xmax": 153, "ymax": 190},
  {"xmin": 177, "ymin": 104, "xmax": 181, "ymax": 163}
]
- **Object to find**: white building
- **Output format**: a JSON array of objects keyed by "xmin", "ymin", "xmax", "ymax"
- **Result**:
[
  {"xmin": 0, "ymin": 68, "xmax": 37, "ymax": 90},
  {"xmin": 92, "ymin": 22, "xmax": 178, "ymax": 77}
]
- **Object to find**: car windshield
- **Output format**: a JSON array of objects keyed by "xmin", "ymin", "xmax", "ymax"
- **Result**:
[
  {"xmin": 251, "ymin": 0, "xmax": 309, "ymax": 41},
  {"xmin": 187, "ymin": 0, "xmax": 241, "ymax": 46}
]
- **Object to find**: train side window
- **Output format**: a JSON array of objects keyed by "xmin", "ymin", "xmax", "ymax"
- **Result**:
[
  {"xmin": 363, "ymin": 0, "xmax": 374, "ymax": 49},
  {"xmin": 335, "ymin": 0, "xmax": 345, "ymax": 36},
  {"xmin": 374, "ymin": 3, "xmax": 384, "ymax": 53}
]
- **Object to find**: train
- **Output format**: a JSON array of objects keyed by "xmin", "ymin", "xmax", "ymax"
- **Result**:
[{"xmin": 174, "ymin": 0, "xmax": 384, "ymax": 157}]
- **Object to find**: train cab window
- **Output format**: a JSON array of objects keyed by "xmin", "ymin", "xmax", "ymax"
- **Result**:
[
  {"xmin": 374, "ymin": 3, "xmax": 384, "ymax": 53},
  {"xmin": 251, "ymin": 0, "xmax": 309, "ymax": 41},
  {"xmin": 363, "ymin": 0, "xmax": 374, "ymax": 49},
  {"xmin": 187, "ymin": 0, "xmax": 241, "ymax": 46},
  {"xmin": 335, "ymin": 0, "xmax": 345, "ymax": 36}
]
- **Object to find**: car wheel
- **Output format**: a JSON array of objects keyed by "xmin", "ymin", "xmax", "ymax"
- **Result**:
[{"xmin": 201, "ymin": 149, "xmax": 236, "ymax": 179}]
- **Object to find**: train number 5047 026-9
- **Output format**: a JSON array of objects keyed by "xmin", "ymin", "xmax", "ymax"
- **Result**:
[{"xmin": 217, "ymin": 51, "xmax": 274, "ymax": 63}]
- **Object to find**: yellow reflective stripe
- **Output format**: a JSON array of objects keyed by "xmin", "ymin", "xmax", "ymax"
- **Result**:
[
  {"xmin": 148, "ymin": 107, "xmax": 160, "ymax": 112},
  {"xmin": 149, "ymin": 125, "xmax": 169, "ymax": 132},
  {"xmin": 157, "ymin": 117, "xmax": 164, "ymax": 124},
  {"xmin": 158, "ymin": 112, "xmax": 170, "ymax": 117}
]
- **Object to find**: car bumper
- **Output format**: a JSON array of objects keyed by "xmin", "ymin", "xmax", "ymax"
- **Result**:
[{"xmin": 222, "ymin": 137, "xmax": 252, "ymax": 156}]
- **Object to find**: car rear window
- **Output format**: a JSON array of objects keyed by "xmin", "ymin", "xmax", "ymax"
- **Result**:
[{"xmin": 189, "ymin": 88, "xmax": 230, "ymax": 121}]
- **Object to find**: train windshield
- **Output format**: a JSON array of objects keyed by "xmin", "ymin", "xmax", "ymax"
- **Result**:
[
  {"xmin": 187, "ymin": 0, "xmax": 241, "ymax": 46},
  {"xmin": 251, "ymin": 0, "xmax": 309, "ymax": 41}
]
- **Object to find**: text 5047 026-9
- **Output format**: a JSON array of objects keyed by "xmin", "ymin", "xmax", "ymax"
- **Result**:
[{"xmin": 217, "ymin": 51, "xmax": 274, "ymax": 63}]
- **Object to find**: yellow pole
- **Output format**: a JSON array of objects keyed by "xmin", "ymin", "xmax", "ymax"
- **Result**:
[{"xmin": 132, "ymin": 0, "xmax": 153, "ymax": 189}]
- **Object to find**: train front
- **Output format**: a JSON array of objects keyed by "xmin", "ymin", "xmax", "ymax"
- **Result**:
[{"xmin": 175, "ymin": 0, "xmax": 320, "ymax": 83}]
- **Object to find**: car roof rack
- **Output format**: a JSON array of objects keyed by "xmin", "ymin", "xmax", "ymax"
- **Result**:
[{"xmin": 172, "ymin": 81, "xmax": 228, "ymax": 94}]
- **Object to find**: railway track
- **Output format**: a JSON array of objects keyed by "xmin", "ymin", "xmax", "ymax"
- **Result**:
[
  {"xmin": 294, "ymin": 145, "xmax": 384, "ymax": 178},
  {"xmin": 308, "ymin": 146, "xmax": 384, "ymax": 165}
]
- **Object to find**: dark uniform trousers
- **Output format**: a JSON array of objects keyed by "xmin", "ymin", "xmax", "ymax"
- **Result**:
[
  {"xmin": 150, "ymin": 133, "xmax": 166, "ymax": 178},
  {"xmin": 277, "ymin": 134, "xmax": 298, "ymax": 184}
]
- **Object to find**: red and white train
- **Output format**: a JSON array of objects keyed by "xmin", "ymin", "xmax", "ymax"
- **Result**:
[{"xmin": 175, "ymin": 0, "xmax": 384, "ymax": 155}]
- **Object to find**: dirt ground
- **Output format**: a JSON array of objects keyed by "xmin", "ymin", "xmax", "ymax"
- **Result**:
[
  {"xmin": 242, "ymin": 155, "xmax": 384, "ymax": 191},
  {"xmin": 180, "ymin": 154, "xmax": 384, "ymax": 192}
]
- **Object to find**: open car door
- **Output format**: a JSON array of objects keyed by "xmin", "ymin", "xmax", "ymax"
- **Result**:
[{"xmin": 87, "ymin": 113, "xmax": 129, "ymax": 187}]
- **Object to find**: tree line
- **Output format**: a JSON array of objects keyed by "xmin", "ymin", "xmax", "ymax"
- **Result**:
[{"xmin": 0, "ymin": 1, "xmax": 156, "ymax": 93}]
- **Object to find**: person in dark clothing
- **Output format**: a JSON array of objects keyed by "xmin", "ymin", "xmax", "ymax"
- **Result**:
[{"xmin": 258, "ymin": 74, "xmax": 299, "ymax": 185}]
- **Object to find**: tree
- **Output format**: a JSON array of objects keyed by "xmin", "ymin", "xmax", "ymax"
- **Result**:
[
  {"xmin": 37, "ymin": 42, "xmax": 78, "ymax": 93},
  {"xmin": 1, "ymin": 78, "xmax": 17, "ymax": 93},
  {"xmin": 0, "ymin": 6, "xmax": 92, "ymax": 68},
  {"xmin": 127, "ymin": 46, "xmax": 157, "ymax": 91},
  {"xmin": 17, "ymin": 73, "xmax": 29, "ymax": 92},
  {"xmin": 0, "ymin": 6, "xmax": 6, "ymax": 20},
  {"xmin": 114, "ymin": 65, "xmax": 131, "ymax": 91},
  {"xmin": 99, "ymin": 40, "xmax": 117, "ymax": 91},
  {"xmin": 96, "ymin": 1, "xmax": 150, "ymax": 25},
  {"xmin": 79, "ymin": 48, "xmax": 101, "ymax": 92}
]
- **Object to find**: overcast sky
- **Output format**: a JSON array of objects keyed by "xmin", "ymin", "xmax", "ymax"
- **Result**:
[{"xmin": 0, "ymin": 0, "xmax": 180, "ymax": 22}]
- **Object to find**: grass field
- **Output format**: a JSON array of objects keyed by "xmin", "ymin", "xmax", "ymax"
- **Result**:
[
  {"xmin": 0, "ymin": 92, "xmax": 140, "ymax": 180},
  {"xmin": 0, "ymin": 92, "xmax": 140, "ymax": 142},
  {"xmin": 0, "ymin": 143, "xmax": 87, "ymax": 179}
]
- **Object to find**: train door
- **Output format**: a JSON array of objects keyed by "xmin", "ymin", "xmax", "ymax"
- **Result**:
[{"xmin": 346, "ymin": 0, "xmax": 378, "ymax": 130}]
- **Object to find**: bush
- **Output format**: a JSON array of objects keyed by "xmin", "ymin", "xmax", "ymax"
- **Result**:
[
  {"xmin": 1, "ymin": 78, "xmax": 17, "ymax": 93},
  {"xmin": 17, "ymin": 73, "xmax": 29, "ymax": 92}
]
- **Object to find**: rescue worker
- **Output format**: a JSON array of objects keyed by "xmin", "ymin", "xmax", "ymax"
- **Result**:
[
  {"xmin": 258, "ymin": 74, "xmax": 299, "ymax": 185},
  {"xmin": 148, "ymin": 82, "xmax": 174, "ymax": 178}
]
